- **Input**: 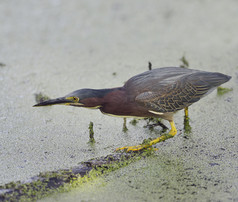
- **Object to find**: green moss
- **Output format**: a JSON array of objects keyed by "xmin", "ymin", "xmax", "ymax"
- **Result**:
[
  {"xmin": 148, "ymin": 61, "xmax": 152, "ymax": 70},
  {"xmin": 0, "ymin": 169, "xmax": 82, "ymax": 201},
  {"xmin": 142, "ymin": 138, "xmax": 153, "ymax": 145},
  {"xmin": 184, "ymin": 116, "xmax": 192, "ymax": 134},
  {"xmin": 61, "ymin": 152, "xmax": 150, "ymax": 193},
  {"xmin": 144, "ymin": 117, "xmax": 162, "ymax": 125},
  {"xmin": 143, "ymin": 117, "xmax": 167, "ymax": 132},
  {"xmin": 123, "ymin": 118, "xmax": 128, "ymax": 132},
  {"xmin": 130, "ymin": 119, "xmax": 138, "ymax": 126},
  {"xmin": 34, "ymin": 92, "xmax": 50, "ymax": 103},
  {"xmin": 0, "ymin": 151, "xmax": 153, "ymax": 201},
  {"xmin": 180, "ymin": 55, "xmax": 189, "ymax": 68},
  {"xmin": 1, "ymin": 133, "xmax": 176, "ymax": 201},
  {"xmin": 217, "ymin": 86, "xmax": 233, "ymax": 96},
  {"xmin": 0, "ymin": 62, "xmax": 6, "ymax": 67},
  {"xmin": 88, "ymin": 121, "xmax": 95, "ymax": 144}
]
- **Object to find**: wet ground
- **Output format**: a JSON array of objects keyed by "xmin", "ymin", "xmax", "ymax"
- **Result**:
[{"xmin": 0, "ymin": 0, "xmax": 237, "ymax": 201}]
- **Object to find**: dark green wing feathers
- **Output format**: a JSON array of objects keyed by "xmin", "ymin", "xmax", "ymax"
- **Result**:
[
  {"xmin": 135, "ymin": 74, "xmax": 206, "ymax": 113},
  {"xmin": 125, "ymin": 68, "xmax": 231, "ymax": 113}
]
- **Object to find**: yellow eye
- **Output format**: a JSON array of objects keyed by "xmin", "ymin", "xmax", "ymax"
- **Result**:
[
  {"xmin": 66, "ymin": 96, "xmax": 79, "ymax": 103},
  {"xmin": 72, "ymin": 97, "xmax": 79, "ymax": 102}
]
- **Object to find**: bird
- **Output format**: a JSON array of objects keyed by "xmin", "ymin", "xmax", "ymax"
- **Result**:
[{"xmin": 34, "ymin": 67, "xmax": 231, "ymax": 151}]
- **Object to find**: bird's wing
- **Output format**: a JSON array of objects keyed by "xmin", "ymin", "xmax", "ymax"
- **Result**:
[
  {"xmin": 124, "ymin": 67, "xmax": 199, "ymax": 95},
  {"xmin": 134, "ymin": 72, "xmax": 217, "ymax": 113}
]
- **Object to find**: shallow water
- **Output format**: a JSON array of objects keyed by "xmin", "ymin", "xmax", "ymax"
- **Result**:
[{"xmin": 0, "ymin": 0, "xmax": 237, "ymax": 201}]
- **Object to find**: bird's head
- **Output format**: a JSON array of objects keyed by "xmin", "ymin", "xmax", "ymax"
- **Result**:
[{"xmin": 33, "ymin": 88, "xmax": 114, "ymax": 108}]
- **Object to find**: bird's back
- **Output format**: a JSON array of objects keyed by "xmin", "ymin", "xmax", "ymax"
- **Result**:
[
  {"xmin": 124, "ymin": 67, "xmax": 230, "ymax": 94},
  {"xmin": 124, "ymin": 67, "xmax": 231, "ymax": 113},
  {"xmin": 124, "ymin": 67, "xmax": 198, "ymax": 93}
]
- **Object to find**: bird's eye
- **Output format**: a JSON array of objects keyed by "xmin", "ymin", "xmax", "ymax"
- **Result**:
[{"xmin": 72, "ymin": 97, "xmax": 79, "ymax": 102}]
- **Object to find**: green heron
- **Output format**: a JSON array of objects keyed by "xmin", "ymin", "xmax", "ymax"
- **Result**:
[{"xmin": 34, "ymin": 67, "xmax": 231, "ymax": 151}]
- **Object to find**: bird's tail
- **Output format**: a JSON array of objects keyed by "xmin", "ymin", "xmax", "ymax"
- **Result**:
[{"xmin": 197, "ymin": 72, "xmax": 231, "ymax": 87}]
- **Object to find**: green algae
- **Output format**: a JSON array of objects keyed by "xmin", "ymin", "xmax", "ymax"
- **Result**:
[
  {"xmin": 184, "ymin": 116, "xmax": 192, "ymax": 134},
  {"xmin": 0, "ymin": 151, "xmax": 156, "ymax": 201},
  {"xmin": 130, "ymin": 118, "xmax": 138, "ymax": 126},
  {"xmin": 123, "ymin": 118, "xmax": 128, "ymax": 132},
  {"xmin": 148, "ymin": 61, "xmax": 152, "ymax": 70},
  {"xmin": 88, "ymin": 121, "xmax": 96, "ymax": 144},
  {"xmin": 0, "ymin": 62, "xmax": 6, "ymax": 67},
  {"xmin": 217, "ymin": 86, "xmax": 233, "ymax": 96},
  {"xmin": 180, "ymin": 55, "xmax": 189, "ymax": 68},
  {"xmin": 34, "ymin": 92, "xmax": 51, "ymax": 104},
  {"xmin": 143, "ymin": 117, "xmax": 168, "ymax": 132}
]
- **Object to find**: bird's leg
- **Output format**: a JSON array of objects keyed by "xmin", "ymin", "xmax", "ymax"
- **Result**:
[
  {"xmin": 184, "ymin": 107, "xmax": 189, "ymax": 118},
  {"xmin": 116, "ymin": 120, "xmax": 177, "ymax": 152},
  {"xmin": 168, "ymin": 120, "xmax": 177, "ymax": 136}
]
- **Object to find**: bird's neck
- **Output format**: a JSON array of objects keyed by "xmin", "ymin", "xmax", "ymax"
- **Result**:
[{"xmin": 81, "ymin": 87, "xmax": 124, "ymax": 108}]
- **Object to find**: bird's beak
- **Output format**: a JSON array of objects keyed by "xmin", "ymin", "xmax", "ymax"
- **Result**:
[{"xmin": 33, "ymin": 97, "xmax": 73, "ymax": 107}]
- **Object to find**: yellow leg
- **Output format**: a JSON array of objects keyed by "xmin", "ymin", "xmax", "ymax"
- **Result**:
[
  {"xmin": 184, "ymin": 107, "xmax": 188, "ymax": 118},
  {"xmin": 169, "ymin": 120, "xmax": 177, "ymax": 136},
  {"xmin": 116, "ymin": 120, "xmax": 177, "ymax": 152}
]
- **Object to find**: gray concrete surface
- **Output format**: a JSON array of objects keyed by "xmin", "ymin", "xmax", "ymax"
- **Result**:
[{"xmin": 0, "ymin": 0, "xmax": 237, "ymax": 201}]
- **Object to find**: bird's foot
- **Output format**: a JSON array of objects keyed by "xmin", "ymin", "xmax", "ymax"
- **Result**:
[
  {"xmin": 116, "ymin": 133, "xmax": 174, "ymax": 152},
  {"xmin": 116, "ymin": 121, "xmax": 177, "ymax": 152},
  {"xmin": 168, "ymin": 121, "xmax": 177, "ymax": 136}
]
